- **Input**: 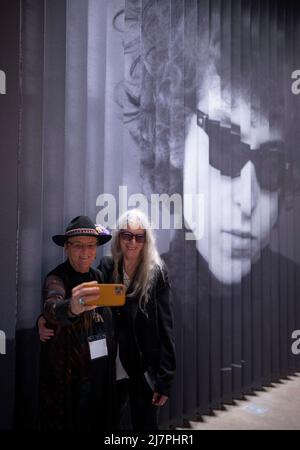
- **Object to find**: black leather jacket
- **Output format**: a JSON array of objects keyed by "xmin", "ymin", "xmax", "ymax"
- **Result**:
[{"xmin": 98, "ymin": 256, "xmax": 176, "ymax": 396}]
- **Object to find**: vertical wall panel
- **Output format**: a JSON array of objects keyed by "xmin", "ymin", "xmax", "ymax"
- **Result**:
[
  {"xmin": 0, "ymin": 0, "xmax": 21, "ymax": 431},
  {"xmin": 16, "ymin": 0, "xmax": 45, "ymax": 429},
  {"xmin": 12, "ymin": 0, "xmax": 300, "ymax": 429}
]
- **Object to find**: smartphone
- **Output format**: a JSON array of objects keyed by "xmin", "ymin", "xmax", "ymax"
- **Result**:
[{"xmin": 81, "ymin": 283, "xmax": 126, "ymax": 307}]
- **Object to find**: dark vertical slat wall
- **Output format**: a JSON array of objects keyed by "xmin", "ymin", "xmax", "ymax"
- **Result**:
[
  {"xmin": 0, "ymin": 0, "xmax": 21, "ymax": 431},
  {"xmin": 126, "ymin": 0, "xmax": 300, "ymax": 426},
  {"xmin": 197, "ymin": 0, "xmax": 211, "ymax": 417},
  {"xmin": 42, "ymin": 0, "xmax": 67, "ymax": 273},
  {"xmin": 260, "ymin": 1, "xmax": 271, "ymax": 388},
  {"xmin": 63, "ymin": 0, "xmax": 88, "ymax": 218},
  {"xmin": 183, "ymin": 0, "xmax": 199, "ymax": 421},
  {"xmin": 232, "ymin": 0, "xmax": 244, "ymax": 400},
  {"xmin": 6, "ymin": 0, "xmax": 300, "ymax": 429},
  {"xmin": 15, "ymin": 0, "xmax": 110, "ymax": 429},
  {"xmin": 16, "ymin": 0, "xmax": 46, "ymax": 429},
  {"xmin": 220, "ymin": 0, "xmax": 233, "ymax": 406},
  {"xmin": 278, "ymin": 3, "xmax": 289, "ymax": 381},
  {"xmin": 240, "ymin": 0, "xmax": 252, "ymax": 397},
  {"xmin": 269, "ymin": 3, "xmax": 280, "ymax": 383}
]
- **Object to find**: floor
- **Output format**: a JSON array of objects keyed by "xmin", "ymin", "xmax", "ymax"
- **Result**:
[{"xmin": 183, "ymin": 373, "xmax": 300, "ymax": 430}]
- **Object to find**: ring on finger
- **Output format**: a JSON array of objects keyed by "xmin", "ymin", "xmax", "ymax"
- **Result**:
[{"xmin": 78, "ymin": 297, "xmax": 85, "ymax": 306}]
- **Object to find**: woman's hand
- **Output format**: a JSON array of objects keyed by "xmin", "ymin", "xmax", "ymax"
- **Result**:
[
  {"xmin": 152, "ymin": 392, "xmax": 169, "ymax": 407},
  {"xmin": 70, "ymin": 281, "xmax": 100, "ymax": 316},
  {"xmin": 38, "ymin": 315, "xmax": 55, "ymax": 342}
]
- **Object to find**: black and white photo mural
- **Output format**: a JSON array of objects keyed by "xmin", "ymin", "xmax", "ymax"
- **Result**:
[
  {"xmin": 113, "ymin": 0, "xmax": 300, "ymax": 426},
  {"xmin": 16, "ymin": 0, "xmax": 300, "ymax": 428}
]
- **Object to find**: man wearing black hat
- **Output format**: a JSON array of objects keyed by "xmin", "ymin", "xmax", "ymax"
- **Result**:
[{"xmin": 38, "ymin": 216, "xmax": 114, "ymax": 431}]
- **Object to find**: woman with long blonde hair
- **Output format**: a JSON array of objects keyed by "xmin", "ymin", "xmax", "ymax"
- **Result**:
[{"xmin": 99, "ymin": 208, "xmax": 176, "ymax": 430}]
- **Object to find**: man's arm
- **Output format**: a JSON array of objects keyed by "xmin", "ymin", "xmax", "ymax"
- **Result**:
[{"xmin": 43, "ymin": 274, "xmax": 76, "ymax": 326}]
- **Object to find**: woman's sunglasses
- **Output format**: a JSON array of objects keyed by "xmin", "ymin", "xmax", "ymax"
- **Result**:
[
  {"xmin": 119, "ymin": 230, "xmax": 146, "ymax": 243},
  {"xmin": 196, "ymin": 109, "xmax": 289, "ymax": 192}
]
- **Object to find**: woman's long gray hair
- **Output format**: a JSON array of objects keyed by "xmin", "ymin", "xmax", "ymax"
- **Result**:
[{"xmin": 111, "ymin": 208, "xmax": 164, "ymax": 307}]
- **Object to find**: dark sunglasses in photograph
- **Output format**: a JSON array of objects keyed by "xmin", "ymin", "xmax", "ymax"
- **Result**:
[
  {"xmin": 196, "ymin": 109, "xmax": 289, "ymax": 192},
  {"xmin": 119, "ymin": 230, "xmax": 146, "ymax": 243}
]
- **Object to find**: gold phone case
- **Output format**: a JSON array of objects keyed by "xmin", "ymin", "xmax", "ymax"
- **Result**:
[{"xmin": 81, "ymin": 283, "xmax": 126, "ymax": 307}]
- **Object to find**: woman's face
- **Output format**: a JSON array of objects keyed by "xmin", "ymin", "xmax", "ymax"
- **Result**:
[
  {"xmin": 183, "ymin": 100, "xmax": 282, "ymax": 284},
  {"xmin": 119, "ymin": 225, "xmax": 146, "ymax": 263}
]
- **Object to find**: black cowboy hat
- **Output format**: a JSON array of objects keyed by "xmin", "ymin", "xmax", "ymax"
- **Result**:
[{"xmin": 52, "ymin": 215, "xmax": 112, "ymax": 247}]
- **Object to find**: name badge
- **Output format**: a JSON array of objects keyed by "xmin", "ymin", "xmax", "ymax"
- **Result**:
[{"xmin": 88, "ymin": 333, "xmax": 108, "ymax": 359}]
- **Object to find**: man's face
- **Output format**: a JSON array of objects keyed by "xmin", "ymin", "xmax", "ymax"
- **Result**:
[
  {"xmin": 65, "ymin": 236, "xmax": 98, "ymax": 273},
  {"xmin": 184, "ymin": 99, "xmax": 283, "ymax": 284}
]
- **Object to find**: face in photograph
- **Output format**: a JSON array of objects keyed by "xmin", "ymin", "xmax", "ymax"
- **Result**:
[{"xmin": 184, "ymin": 91, "xmax": 284, "ymax": 285}]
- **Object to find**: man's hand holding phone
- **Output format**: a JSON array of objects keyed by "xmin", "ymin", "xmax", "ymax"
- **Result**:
[{"xmin": 70, "ymin": 281, "xmax": 100, "ymax": 316}]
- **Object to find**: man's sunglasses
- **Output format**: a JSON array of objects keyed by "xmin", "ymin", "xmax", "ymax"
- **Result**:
[
  {"xmin": 196, "ymin": 109, "xmax": 288, "ymax": 192},
  {"xmin": 119, "ymin": 230, "xmax": 146, "ymax": 243}
]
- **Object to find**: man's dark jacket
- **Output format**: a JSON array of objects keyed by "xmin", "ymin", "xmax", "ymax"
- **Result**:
[{"xmin": 39, "ymin": 259, "xmax": 115, "ymax": 430}]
